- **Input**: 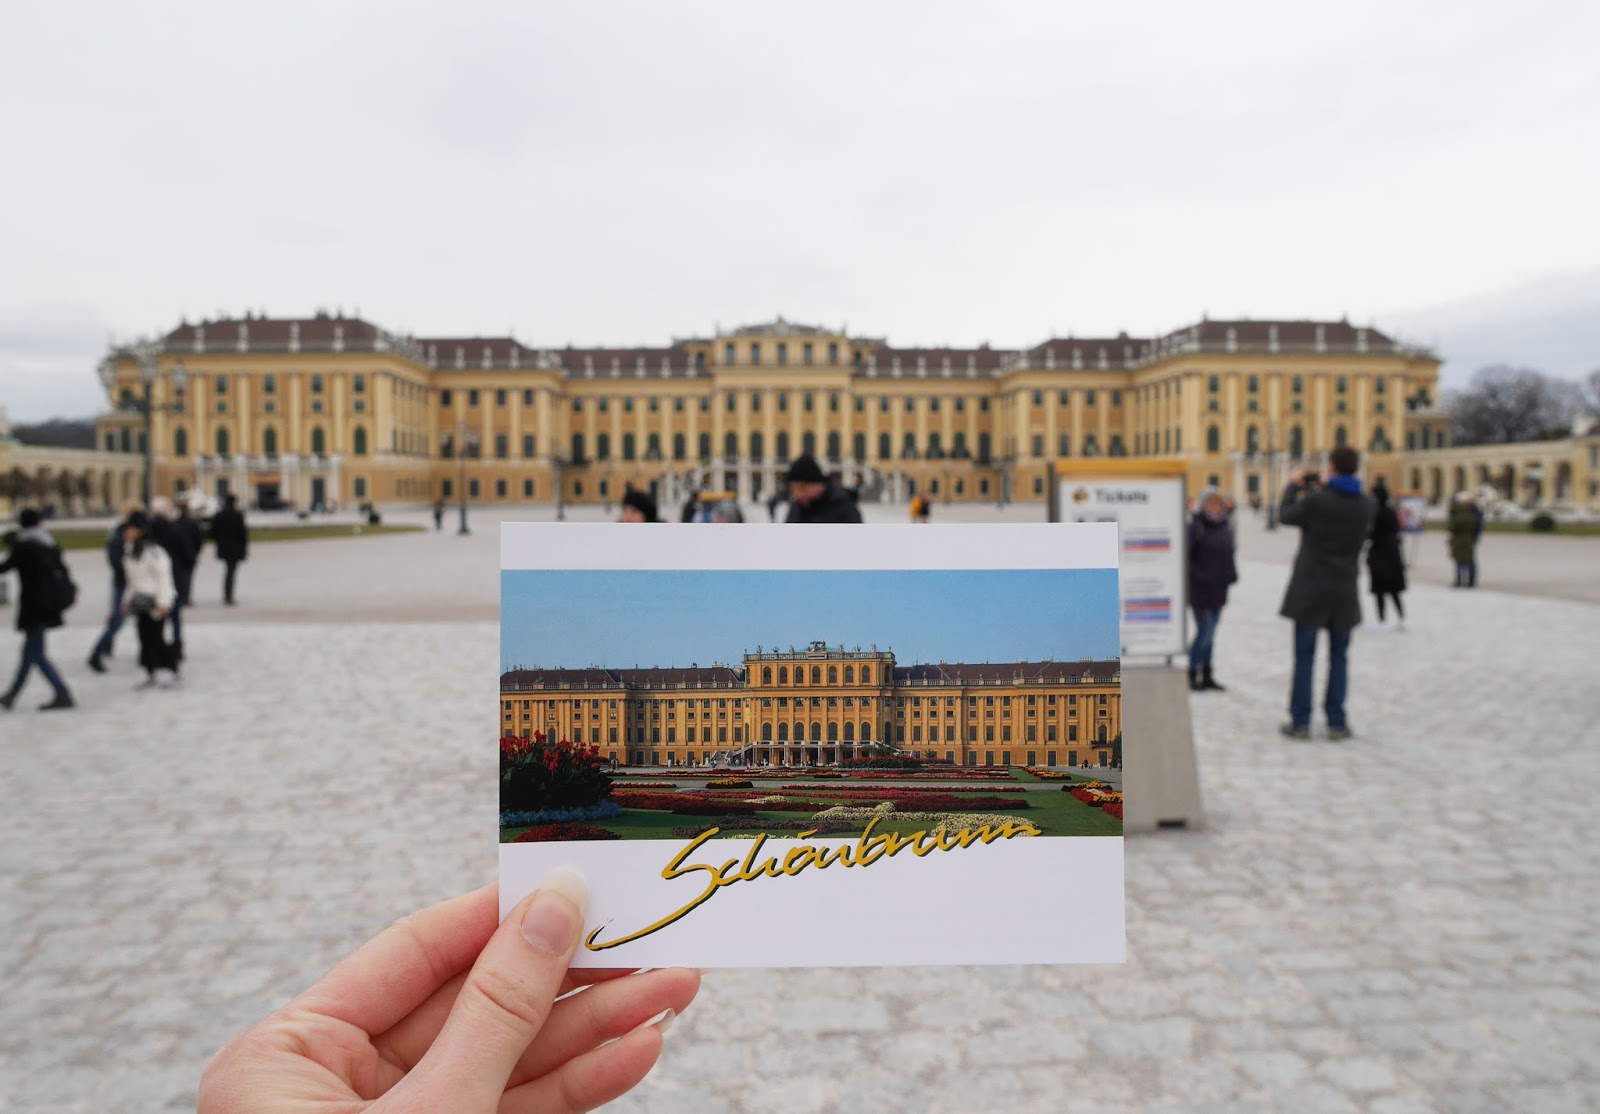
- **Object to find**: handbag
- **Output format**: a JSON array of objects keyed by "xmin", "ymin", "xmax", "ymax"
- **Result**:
[{"xmin": 127, "ymin": 593, "xmax": 158, "ymax": 616}]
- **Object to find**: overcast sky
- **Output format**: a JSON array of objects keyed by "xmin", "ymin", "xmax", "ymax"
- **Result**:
[{"xmin": 3, "ymin": 0, "xmax": 1597, "ymax": 422}]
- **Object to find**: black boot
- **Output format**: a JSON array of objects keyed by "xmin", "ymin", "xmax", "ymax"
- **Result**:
[
  {"xmin": 1188, "ymin": 668, "xmax": 1205, "ymax": 692},
  {"xmin": 0, "ymin": 690, "xmax": 15, "ymax": 711},
  {"xmin": 1201, "ymin": 668, "xmax": 1226, "ymax": 692},
  {"xmin": 39, "ymin": 691, "xmax": 74, "ymax": 711}
]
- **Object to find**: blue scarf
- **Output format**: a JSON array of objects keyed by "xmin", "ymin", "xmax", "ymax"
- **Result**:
[{"xmin": 1327, "ymin": 474, "xmax": 1363, "ymax": 496}]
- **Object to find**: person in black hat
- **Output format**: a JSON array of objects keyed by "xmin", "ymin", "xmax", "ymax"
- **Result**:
[
  {"xmin": 783, "ymin": 455, "xmax": 862, "ymax": 524},
  {"xmin": 620, "ymin": 488, "xmax": 660, "ymax": 523}
]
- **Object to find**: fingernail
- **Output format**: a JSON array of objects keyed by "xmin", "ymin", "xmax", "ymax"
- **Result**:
[
  {"xmin": 655, "ymin": 1008, "xmax": 676, "ymax": 1035},
  {"xmin": 520, "ymin": 868, "xmax": 589, "ymax": 955}
]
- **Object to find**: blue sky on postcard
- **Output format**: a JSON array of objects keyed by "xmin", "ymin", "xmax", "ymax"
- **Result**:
[{"xmin": 501, "ymin": 568, "xmax": 1118, "ymax": 672}]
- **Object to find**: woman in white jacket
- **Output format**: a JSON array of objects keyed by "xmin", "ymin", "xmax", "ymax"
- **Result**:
[{"xmin": 121, "ymin": 511, "xmax": 179, "ymax": 688}]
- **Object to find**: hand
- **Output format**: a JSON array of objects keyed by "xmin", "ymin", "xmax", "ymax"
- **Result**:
[
  {"xmin": 1287, "ymin": 469, "xmax": 1306, "ymax": 486},
  {"xmin": 199, "ymin": 877, "xmax": 699, "ymax": 1113},
  {"xmin": 151, "ymin": 607, "xmax": 168, "ymax": 619}
]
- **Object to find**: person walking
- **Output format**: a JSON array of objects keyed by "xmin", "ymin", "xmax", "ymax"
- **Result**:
[
  {"xmin": 1448, "ymin": 492, "xmax": 1480, "ymax": 587},
  {"xmin": 87, "ymin": 499, "xmax": 143, "ymax": 672},
  {"xmin": 1277, "ymin": 446, "xmax": 1375, "ymax": 740},
  {"xmin": 432, "ymin": 499, "xmax": 445, "ymax": 531},
  {"xmin": 0, "ymin": 508, "xmax": 75, "ymax": 711},
  {"xmin": 1366, "ymin": 478, "xmax": 1407, "ymax": 629},
  {"xmin": 120, "ymin": 511, "xmax": 180, "ymax": 689},
  {"xmin": 149, "ymin": 496, "xmax": 198, "ymax": 661},
  {"xmin": 210, "ymin": 493, "xmax": 249, "ymax": 604},
  {"xmin": 783, "ymin": 455, "xmax": 863, "ymax": 524},
  {"xmin": 1187, "ymin": 486, "xmax": 1238, "ymax": 692}
]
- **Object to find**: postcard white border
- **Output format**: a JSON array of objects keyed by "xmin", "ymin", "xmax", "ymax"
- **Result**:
[{"xmin": 500, "ymin": 521, "xmax": 1125, "ymax": 967}]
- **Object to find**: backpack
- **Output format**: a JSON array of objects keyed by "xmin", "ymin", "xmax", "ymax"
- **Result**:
[{"xmin": 47, "ymin": 552, "xmax": 77, "ymax": 614}]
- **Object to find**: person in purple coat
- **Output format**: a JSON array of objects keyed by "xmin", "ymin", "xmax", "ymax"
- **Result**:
[{"xmin": 1187, "ymin": 487, "xmax": 1238, "ymax": 692}]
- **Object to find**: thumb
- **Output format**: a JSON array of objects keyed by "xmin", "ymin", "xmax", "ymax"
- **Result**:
[{"xmin": 404, "ymin": 869, "xmax": 589, "ymax": 1110}]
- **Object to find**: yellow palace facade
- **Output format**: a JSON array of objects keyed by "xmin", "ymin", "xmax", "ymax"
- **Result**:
[
  {"xmin": 500, "ymin": 643, "xmax": 1122, "ymax": 770},
  {"xmin": 95, "ymin": 311, "xmax": 1445, "ymax": 510}
]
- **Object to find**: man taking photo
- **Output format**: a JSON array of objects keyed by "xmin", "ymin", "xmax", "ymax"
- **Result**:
[
  {"xmin": 782, "ymin": 454, "xmax": 862, "ymax": 524},
  {"xmin": 1278, "ymin": 445, "xmax": 1374, "ymax": 741}
]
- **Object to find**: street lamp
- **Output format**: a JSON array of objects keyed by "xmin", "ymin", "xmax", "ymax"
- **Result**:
[
  {"xmin": 98, "ymin": 340, "xmax": 188, "ymax": 505},
  {"xmin": 551, "ymin": 456, "xmax": 567, "ymax": 522},
  {"xmin": 1265, "ymin": 419, "xmax": 1279, "ymax": 531},
  {"xmin": 455, "ymin": 421, "xmax": 479, "ymax": 535}
]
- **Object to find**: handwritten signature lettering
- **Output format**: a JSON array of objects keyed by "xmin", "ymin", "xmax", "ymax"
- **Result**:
[{"xmin": 583, "ymin": 816, "xmax": 1040, "ymax": 952}]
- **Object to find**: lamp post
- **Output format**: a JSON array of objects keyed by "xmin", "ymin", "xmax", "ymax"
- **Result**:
[
  {"xmin": 98, "ymin": 341, "xmax": 188, "ymax": 506},
  {"xmin": 1265, "ymin": 419, "xmax": 1279, "ymax": 531},
  {"xmin": 552, "ymin": 455, "xmax": 569, "ymax": 521},
  {"xmin": 455, "ymin": 421, "xmax": 479, "ymax": 536}
]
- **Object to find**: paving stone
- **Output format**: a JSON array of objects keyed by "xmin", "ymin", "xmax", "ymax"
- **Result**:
[{"xmin": 2, "ymin": 509, "xmax": 1597, "ymax": 1112}]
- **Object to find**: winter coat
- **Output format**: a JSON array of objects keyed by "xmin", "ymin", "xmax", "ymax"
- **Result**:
[
  {"xmin": 785, "ymin": 478, "xmax": 864, "ymax": 524},
  {"xmin": 1278, "ymin": 480, "xmax": 1375, "ymax": 632},
  {"xmin": 105, "ymin": 524, "xmax": 127, "ymax": 594},
  {"xmin": 1366, "ymin": 505, "xmax": 1407, "ymax": 594},
  {"xmin": 0, "ymin": 528, "xmax": 68, "ymax": 631},
  {"xmin": 1188, "ymin": 513, "xmax": 1238, "ymax": 612},
  {"xmin": 151, "ymin": 516, "xmax": 197, "ymax": 597},
  {"xmin": 1448, "ymin": 502, "xmax": 1479, "ymax": 565},
  {"xmin": 122, "ymin": 541, "xmax": 177, "ymax": 614},
  {"xmin": 210, "ymin": 507, "xmax": 249, "ymax": 562}
]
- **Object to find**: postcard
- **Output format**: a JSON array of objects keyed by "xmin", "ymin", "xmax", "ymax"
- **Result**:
[{"xmin": 499, "ymin": 523, "xmax": 1125, "ymax": 968}]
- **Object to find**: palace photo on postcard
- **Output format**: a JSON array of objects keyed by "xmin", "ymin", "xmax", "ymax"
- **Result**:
[{"xmin": 499, "ymin": 558, "xmax": 1123, "ymax": 846}]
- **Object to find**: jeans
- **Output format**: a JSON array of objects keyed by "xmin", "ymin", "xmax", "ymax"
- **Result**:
[
  {"xmin": 7, "ymin": 627, "xmax": 69, "ymax": 699},
  {"xmin": 223, "ymin": 559, "xmax": 241, "ymax": 603},
  {"xmin": 1455, "ymin": 562, "xmax": 1477, "ymax": 587},
  {"xmin": 90, "ymin": 587, "xmax": 125, "ymax": 661},
  {"xmin": 1190, "ymin": 608, "xmax": 1220, "ymax": 671},
  {"xmin": 1290, "ymin": 624, "xmax": 1351, "ymax": 730}
]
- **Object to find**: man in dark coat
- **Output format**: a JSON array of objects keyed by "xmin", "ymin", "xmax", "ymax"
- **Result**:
[
  {"xmin": 0, "ymin": 508, "xmax": 74, "ymax": 711},
  {"xmin": 211, "ymin": 493, "xmax": 249, "ymax": 605},
  {"xmin": 1278, "ymin": 446, "xmax": 1375, "ymax": 740},
  {"xmin": 783, "ymin": 455, "xmax": 863, "ymax": 524}
]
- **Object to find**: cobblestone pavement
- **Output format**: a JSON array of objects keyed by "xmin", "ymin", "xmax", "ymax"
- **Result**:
[{"xmin": 3, "ymin": 518, "xmax": 1598, "ymax": 1112}]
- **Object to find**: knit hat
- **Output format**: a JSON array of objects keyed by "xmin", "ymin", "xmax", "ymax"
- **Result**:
[
  {"xmin": 123, "ymin": 510, "xmax": 150, "ymax": 531},
  {"xmin": 784, "ymin": 454, "xmax": 826, "ymax": 484},
  {"xmin": 622, "ymin": 489, "xmax": 660, "ymax": 522}
]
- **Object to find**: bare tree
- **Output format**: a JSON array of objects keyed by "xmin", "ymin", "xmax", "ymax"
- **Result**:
[{"xmin": 1449, "ymin": 365, "xmax": 1580, "ymax": 446}]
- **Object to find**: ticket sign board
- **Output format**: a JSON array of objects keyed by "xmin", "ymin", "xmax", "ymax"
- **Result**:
[
  {"xmin": 1051, "ymin": 462, "xmax": 1188, "ymax": 659},
  {"xmin": 1395, "ymin": 492, "xmax": 1427, "ymax": 534}
]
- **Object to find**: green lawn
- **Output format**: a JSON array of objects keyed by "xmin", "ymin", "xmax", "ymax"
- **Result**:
[
  {"xmin": 1422, "ymin": 520, "xmax": 1600, "ymax": 537},
  {"xmin": 501, "ymin": 787, "xmax": 1120, "ymax": 843},
  {"xmin": 51, "ymin": 523, "xmax": 423, "ymax": 550}
]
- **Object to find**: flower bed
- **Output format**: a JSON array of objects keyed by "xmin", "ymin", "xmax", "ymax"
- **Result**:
[
  {"xmin": 1025, "ymin": 767, "xmax": 1075, "ymax": 780},
  {"xmin": 500, "ymin": 733, "xmax": 612, "ymax": 813},
  {"xmin": 1068, "ymin": 786, "xmax": 1123, "ymax": 807},
  {"xmin": 667, "ymin": 817, "xmax": 855, "ymax": 837},
  {"xmin": 706, "ymin": 778, "xmax": 753, "ymax": 789},
  {"xmin": 779, "ymin": 784, "xmax": 1027, "ymax": 794},
  {"xmin": 501, "ymin": 800, "xmax": 622, "ymax": 828},
  {"xmin": 810, "ymin": 803, "xmax": 1036, "ymax": 831},
  {"xmin": 669, "ymin": 801, "xmax": 759, "ymax": 816},
  {"xmin": 1103, "ymin": 802, "xmax": 1124, "ymax": 820},
  {"xmin": 512, "ymin": 823, "xmax": 621, "ymax": 842}
]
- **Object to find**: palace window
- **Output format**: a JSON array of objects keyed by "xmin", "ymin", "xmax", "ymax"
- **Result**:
[
  {"xmin": 494, "ymin": 433, "xmax": 507, "ymax": 459},
  {"xmin": 523, "ymin": 434, "xmax": 535, "ymax": 458},
  {"xmin": 496, "ymin": 389, "xmax": 507, "ymax": 407},
  {"xmin": 353, "ymin": 427, "xmax": 368, "ymax": 456}
]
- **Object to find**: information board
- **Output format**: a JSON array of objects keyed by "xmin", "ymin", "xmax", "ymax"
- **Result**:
[
  {"xmin": 1395, "ymin": 492, "xmax": 1427, "ymax": 534},
  {"xmin": 1053, "ymin": 464, "xmax": 1188, "ymax": 659}
]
